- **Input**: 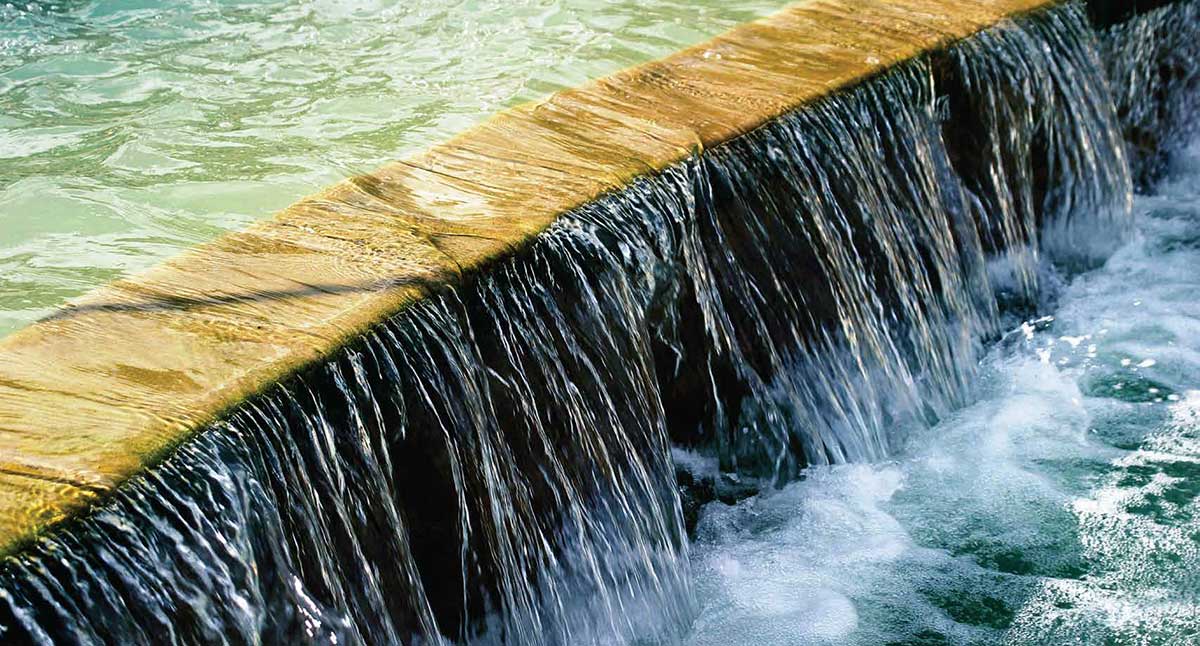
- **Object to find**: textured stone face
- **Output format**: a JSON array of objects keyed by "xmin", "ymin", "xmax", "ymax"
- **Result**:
[{"xmin": 0, "ymin": 0, "xmax": 1059, "ymax": 555}]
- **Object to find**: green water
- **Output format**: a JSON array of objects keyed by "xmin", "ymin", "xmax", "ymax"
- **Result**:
[{"xmin": 0, "ymin": 0, "xmax": 791, "ymax": 337}]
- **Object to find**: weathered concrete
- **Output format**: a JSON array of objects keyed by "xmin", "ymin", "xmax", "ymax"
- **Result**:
[{"xmin": 0, "ymin": 0, "xmax": 1060, "ymax": 556}]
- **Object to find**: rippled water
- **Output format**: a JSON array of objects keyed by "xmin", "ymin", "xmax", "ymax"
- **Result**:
[
  {"xmin": 684, "ymin": 136, "xmax": 1200, "ymax": 645},
  {"xmin": 2, "ymin": 2, "xmax": 1196, "ymax": 644},
  {"xmin": 0, "ymin": 0, "xmax": 790, "ymax": 337}
]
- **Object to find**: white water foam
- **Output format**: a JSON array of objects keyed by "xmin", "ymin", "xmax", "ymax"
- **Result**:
[{"xmin": 682, "ymin": 136, "xmax": 1200, "ymax": 645}]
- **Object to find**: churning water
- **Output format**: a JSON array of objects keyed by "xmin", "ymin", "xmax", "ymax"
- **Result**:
[
  {"xmin": 684, "ymin": 136, "xmax": 1200, "ymax": 645},
  {"xmin": 0, "ymin": 1, "xmax": 1197, "ymax": 645}
]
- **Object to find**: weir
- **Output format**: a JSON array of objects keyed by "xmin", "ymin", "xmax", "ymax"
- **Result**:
[{"xmin": 0, "ymin": 0, "xmax": 1196, "ymax": 644}]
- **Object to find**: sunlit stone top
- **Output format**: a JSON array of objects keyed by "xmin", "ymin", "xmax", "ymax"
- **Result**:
[{"xmin": 0, "ymin": 0, "xmax": 1058, "ymax": 556}]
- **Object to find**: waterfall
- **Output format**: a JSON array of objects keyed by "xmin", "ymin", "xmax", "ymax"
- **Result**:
[
  {"xmin": 1098, "ymin": 1, "xmax": 1200, "ymax": 188},
  {"xmin": 0, "ymin": 2, "xmax": 1169, "ymax": 644}
]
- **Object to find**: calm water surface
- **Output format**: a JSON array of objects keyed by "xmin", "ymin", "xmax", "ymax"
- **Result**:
[{"xmin": 0, "ymin": 0, "xmax": 790, "ymax": 337}]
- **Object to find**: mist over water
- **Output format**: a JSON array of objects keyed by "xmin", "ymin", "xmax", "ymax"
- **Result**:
[{"xmin": 684, "ymin": 137, "xmax": 1200, "ymax": 646}]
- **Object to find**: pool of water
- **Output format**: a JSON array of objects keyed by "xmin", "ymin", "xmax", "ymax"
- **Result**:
[
  {"xmin": 0, "ymin": 0, "xmax": 790, "ymax": 338},
  {"xmin": 683, "ymin": 137, "xmax": 1200, "ymax": 645}
]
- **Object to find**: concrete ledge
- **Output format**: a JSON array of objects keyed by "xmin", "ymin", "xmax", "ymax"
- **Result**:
[{"xmin": 0, "ymin": 0, "xmax": 1058, "ymax": 556}]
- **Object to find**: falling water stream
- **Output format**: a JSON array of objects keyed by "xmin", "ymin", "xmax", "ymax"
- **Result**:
[
  {"xmin": 684, "ymin": 136, "xmax": 1200, "ymax": 646},
  {"xmin": 0, "ymin": 2, "xmax": 1197, "ymax": 645}
]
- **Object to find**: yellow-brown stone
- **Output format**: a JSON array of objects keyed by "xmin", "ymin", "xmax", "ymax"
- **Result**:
[{"xmin": 0, "ymin": 0, "xmax": 1060, "ymax": 556}]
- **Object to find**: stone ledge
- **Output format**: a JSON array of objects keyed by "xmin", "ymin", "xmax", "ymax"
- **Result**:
[{"xmin": 0, "ymin": 0, "xmax": 1058, "ymax": 556}]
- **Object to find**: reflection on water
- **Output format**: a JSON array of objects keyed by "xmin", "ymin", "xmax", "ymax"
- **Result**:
[
  {"xmin": 685, "ymin": 138, "xmax": 1200, "ymax": 645},
  {"xmin": 0, "ymin": 0, "xmax": 790, "ymax": 337}
]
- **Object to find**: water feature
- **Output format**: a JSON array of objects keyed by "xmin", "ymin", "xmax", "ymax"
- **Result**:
[
  {"xmin": 0, "ymin": 1, "xmax": 1195, "ymax": 645},
  {"xmin": 685, "ymin": 130, "xmax": 1200, "ymax": 646},
  {"xmin": 0, "ymin": 0, "xmax": 792, "ymax": 338}
]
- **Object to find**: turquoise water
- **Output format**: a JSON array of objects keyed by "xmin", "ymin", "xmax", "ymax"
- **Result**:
[
  {"xmin": 684, "ymin": 138, "xmax": 1200, "ymax": 645},
  {"xmin": 4, "ymin": 3, "xmax": 1199, "ymax": 644},
  {"xmin": 0, "ymin": 0, "xmax": 790, "ymax": 337}
]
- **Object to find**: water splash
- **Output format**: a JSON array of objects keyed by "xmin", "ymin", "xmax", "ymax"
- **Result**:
[
  {"xmin": 685, "ymin": 129, "xmax": 1200, "ymax": 646},
  {"xmin": 0, "ymin": 3, "xmax": 1143, "ymax": 644}
]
